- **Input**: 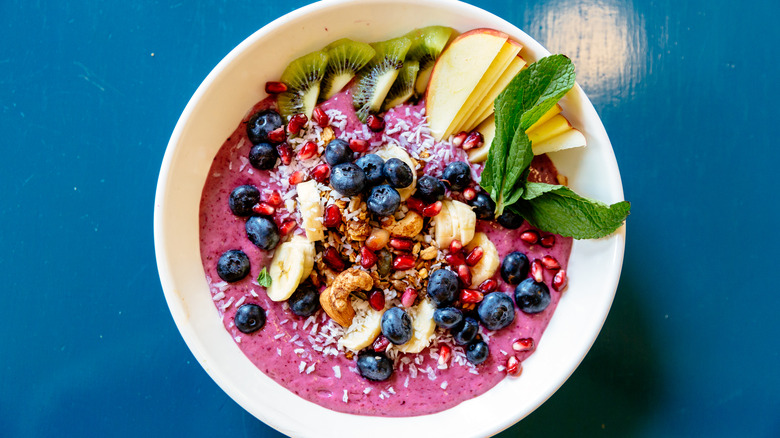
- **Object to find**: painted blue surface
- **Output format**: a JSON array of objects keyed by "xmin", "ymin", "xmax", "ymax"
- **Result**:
[{"xmin": 1, "ymin": 0, "xmax": 778, "ymax": 436}]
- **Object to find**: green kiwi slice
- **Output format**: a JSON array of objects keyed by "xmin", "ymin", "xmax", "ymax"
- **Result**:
[
  {"xmin": 351, "ymin": 36, "xmax": 412, "ymax": 122},
  {"xmin": 382, "ymin": 60, "xmax": 420, "ymax": 111},
  {"xmin": 277, "ymin": 50, "xmax": 329, "ymax": 120},
  {"xmin": 405, "ymin": 26, "xmax": 456, "ymax": 96},
  {"xmin": 319, "ymin": 38, "xmax": 376, "ymax": 101}
]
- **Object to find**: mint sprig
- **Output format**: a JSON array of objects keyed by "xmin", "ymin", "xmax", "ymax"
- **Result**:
[
  {"xmin": 257, "ymin": 267, "xmax": 272, "ymax": 287},
  {"xmin": 480, "ymin": 55, "xmax": 630, "ymax": 239}
]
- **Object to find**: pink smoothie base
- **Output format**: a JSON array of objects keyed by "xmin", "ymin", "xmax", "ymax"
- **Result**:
[{"xmin": 198, "ymin": 91, "xmax": 572, "ymax": 416}]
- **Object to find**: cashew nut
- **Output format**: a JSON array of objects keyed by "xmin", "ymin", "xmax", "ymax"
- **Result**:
[
  {"xmin": 319, "ymin": 268, "xmax": 373, "ymax": 327},
  {"xmin": 381, "ymin": 211, "xmax": 424, "ymax": 238}
]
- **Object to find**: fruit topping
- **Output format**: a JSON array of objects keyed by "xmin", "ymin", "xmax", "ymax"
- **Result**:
[
  {"xmin": 426, "ymin": 268, "xmax": 459, "ymax": 306},
  {"xmin": 468, "ymin": 192, "xmax": 496, "ymax": 220},
  {"xmin": 330, "ymin": 162, "xmax": 366, "ymax": 196},
  {"xmin": 433, "ymin": 307, "xmax": 463, "ymax": 329},
  {"xmin": 500, "ymin": 251, "xmax": 529, "ymax": 285},
  {"xmin": 369, "ymin": 290, "xmax": 386, "ymax": 311},
  {"xmin": 264, "ymin": 81, "xmax": 287, "ymax": 94},
  {"xmin": 265, "ymin": 236, "xmax": 315, "ymax": 301},
  {"xmin": 514, "ymin": 279, "xmax": 551, "ymax": 314},
  {"xmin": 366, "ymin": 114, "xmax": 386, "ymax": 132},
  {"xmin": 465, "ymin": 246, "xmax": 484, "ymax": 266},
  {"xmin": 324, "ymin": 138, "xmax": 353, "ymax": 166},
  {"xmin": 497, "ymin": 211, "xmax": 523, "ymax": 229},
  {"xmin": 245, "ymin": 216, "xmax": 280, "ymax": 251},
  {"xmin": 312, "ymin": 163, "xmax": 331, "ymax": 184},
  {"xmin": 519, "ymin": 229, "xmax": 540, "ymax": 244},
  {"xmin": 382, "ymin": 157, "xmax": 414, "ymax": 189},
  {"xmin": 540, "ymin": 255, "xmax": 561, "ymax": 271},
  {"xmin": 352, "ymin": 36, "xmax": 412, "ymax": 122},
  {"xmin": 228, "ymin": 185, "xmax": 260, "ymax": 216},
  {"xmin": 539, "ymin": 234, "xmax": 556, "ymax": 248},
  {"xmin": 452, "ymin": 316, "xmax": 479, "ymax": 345},
  {"xmin": 312, "ymin": 107, "xmax": 329, "ymax": 127},
  {"xmin": 422, "ymin": 201, "xmax": 443, "ymax": 217},
  {"xmin": 296, "ymin": 140, "xmax": 318, "ymax": 160},
  {"xmin": 275, "ymin": 142, "xmax": 293, "ymax": 165},
  {"xmin": 234, "ymin": 304, "xmax": 267, "ymax": 334},
  {"xmin": 552, "ymin": 269, "xmax": 568, "ymax": 291},
  {"xmin": 288, "ymin": 170, "xmax": 306, "ymax": 185},
  {"xmin": 359, "ymin": 246, "xmax": 378, "ymax": 269},
  {"xmin": 381, "ymin": 307, "xmax": 413, "ymax": 345},
  {"xmin": 216, "ymin": 250, "xmax": 250, "ymax": 282},
  {"xmin": 530, "ymin": 259, "xmax": 544, "ymax": 282},
  {"xmin": 392, "ymin": 254, "xmax": 417, "ymax": 271},
  {"xmin": 401, "ymin": 288, "xmax": 418, "ymax": 308},
  {"xmin": 462, "ymin": 131, "xmax": 484, "ymax": 150},
  {"xmin": 466, "ymin": 340, "xmax": 489, "ymax": 365},
  {"xmin": 248, "ymin": 142, "xmax": 278, "ymax": 170},
  {"xmin": 319, "ymin": 38, "xmax": 376, "ymax": 101},
  {"xmin": 356, "ymin": 351, "xmax": 393, "ymax": 381},
  {"xmin": 322, "ymin": 246, "xmax": 347, "ymax": 272},
  {"xmin": 441, "ymin": 161, "xmax": 472, "ymax": 191},
  {"xmin": 404, "ymin": 25, "xmax": 455, "ymax": 95},
  {"xmin": 348, "ymin": 138, "xmax": 370, "ymax": 153},
  {"xmin": 355, "ymin": 153, "xmax": 385, "ymax": 186},
  {"xmin": 287, "ymin": 113, "xmax": 308, "ymax": 136},
  {"xmin": 477, "ymin": 292, "xmax": 515, "ymax": 330},
  {"xmin": 288, "ymin": 284, "xmax": 321, "ymax": 317},
  {"xmin": 477, "ymin": 279, "xmax": 498, "ymax": 293},
  {"xmin": 512, "ymin": 338, "xmax": 535, "ymax": 352},
  {"xmin": 323, "ymin": 204, "xmax": 342, "ymax": 228},
  {"xmin": 460, "ymin": 288, "xmax": 483, "ymax": 304},
  {"xmin": 367, "ymin": 184, "xmax": 401, "ymax": 216},
  {"xmin": 415, "ymin": 175, "xmax": 446, "ymax": 203},
  {"xmin": 437, "ymin": 344, "xmax": 452, "ymax": 369},
  {"xmin": 382, "ymin": 60, "xmax": 420, "ymax": 110},
  {"xmin": 251, "ymin": 202, "xmax": 275, "ymax": 216},
  {"xmin": 277, "ymin": 50, "xmax": 328, "ymax": 120},
  {"xmin": 506, "ymin": 355, "xmax": 522, "ymax": 376},
  {"xmin": 388, "ymin": 237, "xmax": 413, "ymax": 251},
  {"xmin": 246, "ymin": 109, "xmax": 283, "ymax": 145}
]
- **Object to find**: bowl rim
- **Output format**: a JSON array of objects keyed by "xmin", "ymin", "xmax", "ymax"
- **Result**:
[{"xmin": 154, "ymin": 0, "xmax": 626, "ymax": 436}]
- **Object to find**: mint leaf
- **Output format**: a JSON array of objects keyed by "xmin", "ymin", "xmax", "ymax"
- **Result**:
[
  {"xmin": 511, "ymin": 183, "xmax": 631, "ymax": 239},
  {"xmin": 257, "ymin": 267, "xmax": 272, "ymax": 287}
]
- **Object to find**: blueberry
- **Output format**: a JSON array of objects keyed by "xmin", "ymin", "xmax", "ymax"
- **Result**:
[
  {"xmin": 330, "ymin": 162, "xmax": 366, "ymax": 196},
  {"xmin": 469, "ymin": 192, "xmax": 496, "ymax": 221},
  {"xmin": 229, "ymin": 185, "xmax": 260, "ymax": 216},
  {"xmin": 466, "ymin": 340, "xmax": 489, "ymax": 365},
  {"xmin": 367, "ymin": 184, "xmax": 401, "ymax": 216},
  {"xmin": 248, "ymin": 142, "xmax": 278, "ymax": 170},
  {"xmin": 497, "ymin": 211, "xmax": 524, "ymax": 229},
  {"xmin": 433, "ymin": 307, "xmax": 463, "ymax": 329},
  {"xmin": 452, "ymin": 316, "xmax": 479, "ymax": 345},
  {"xmin": 415, "ymin": 175, "xmax": 446, "ymax": 203},
  {"xmin": 355, "ymin": 153, "xmax": 385, "ymax": 186},
  {"xmin": 216, "ymin": 250, "xmax": 251, "ymax": 282},
  {"xmin": 426, "ymin": 269, "xmax": 459, "ymax": 306},
  {"xmin": 246, "ymin": 109, "xmax": 283, "ymax": 145},
  {"xmin": 288, "ymin": 283, "xmax": 320, "ymax": 317},
  {"xmin": 501, "ymin": 251, "xmax": 529, "ymax": 285},
  {"xmin": 245, "ymin": 216, "xmax": 280, "ymax": 251},
  {"xmin": 234, "ymin": 304, "xmax": 266, "ymax": 333},
  {"xmin": 477, "ymin": 292, "xmax": 515, "ymax": 330},
  {"xmin": 441, "ymin": 161, "xmax": 472, "ymax": 191},
  {"xmin": 324, "ymin": 139, "xmax": 353, "ymax": 166},
  {"xmin": 356, "ymin": 351, "xmax": 394, "ymax": 381},
  {"xmin": 382, "ymin": 158, "xmax": 414, "ymax": 189},
  {"xmin": 514, "ymin": 278, "xmax": 551, "ymax": 314},
  {"xmin": 381, "ymin": 307, "xmax": 413, "ymax": 345}
]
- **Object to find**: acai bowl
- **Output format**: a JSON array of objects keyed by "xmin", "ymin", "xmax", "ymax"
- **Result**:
[{"xmin": 153, "ymin": 0, "xmax": 628, "ymax": 437}]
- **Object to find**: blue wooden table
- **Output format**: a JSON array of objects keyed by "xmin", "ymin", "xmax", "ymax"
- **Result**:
[{"xmin": 2, "ymin": 0, "xmax": 778, "ymax": 436}]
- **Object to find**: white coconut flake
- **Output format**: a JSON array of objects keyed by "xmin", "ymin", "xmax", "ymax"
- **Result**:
[
  {"xmin": 305, "ymin": 363, "xmax": 316, "ymax": 374},
  {"xmin": 299, "ymin": 361, "xmax": 307, "ymax": 373},
  {"xmin": 274, "ymin": 333, "xmax": 285, "ymax": 340},
  {"xmin": 212, "ymin": 292, "xmax": 225, "ymax": 301},
  {"xmin": 404, "ymin": 376, "xmax": 410, "ymax": 388},
  {"xmin": 235, "ymin": 296, "xmax": 246, "ymax": 308},
  {"xmin": 333, "ymin": 366, "xmax": 341, "ymax": 378},
  {"xmin": 363, "ymin": 387, "xmax": 371, "ymax": 394},
  {"xmin": 250, "ymin": 289, "xmax": 258, "ymax": 298},
  {"xmin": 277, "ymin": 348, "xmax": 282, "ymax": 356},
  {"xmin": 441, "ymin": 381, "xmax": 448, "ymax": 390},
  {"xmin": 342, "ymin": 390, "xmax": 349, "ymax": 403}
]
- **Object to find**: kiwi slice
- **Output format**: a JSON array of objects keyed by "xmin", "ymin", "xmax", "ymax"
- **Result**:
[
  {"xmin": 277, "ymin": 50, "xmax": 329, "ymax": 120},
  {"xmin": 405, "ymin": 26, "xmax": 456, "ymax": 96},
  {"xmin": 319, "ymin": 38, "xmax": 376, "ymax": 101},
  {"xmin": 351, "ymin": 36, "xmax": 412, "ymax": 122},
  {"xmin": 382, "ymin": 60, "xmax": 420, "ymax": 111}
]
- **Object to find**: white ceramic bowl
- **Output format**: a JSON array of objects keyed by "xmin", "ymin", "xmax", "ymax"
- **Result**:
[{"xmin": 154, "ymin": 0, "xmax": 626, "ymax": 436}]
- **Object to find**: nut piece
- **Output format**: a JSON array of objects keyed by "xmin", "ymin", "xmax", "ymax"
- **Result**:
[
  {"xmin": 420, "ymin": 246, "xmax": 438, "ymax": 260},
  {"xmin": 346, "ymin": 219, "xmax": 372, "ymax": 241},
  {"xmin": 381, "ymin": 211, "xmax": 424, "ymax": 238},
  {"xmin": 319, "ymin": 268, "xmax": 373, "ymax": 327}
]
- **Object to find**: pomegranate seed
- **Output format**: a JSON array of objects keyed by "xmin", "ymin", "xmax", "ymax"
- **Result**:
[
  {"xmin": 287, "ymin": 113, "xmax": 308, "ymax": 136},
  {"xmin": 323, "ymin": 247, "xmax": 346, "ymax": 272},
  {"xmin": 460, "ymin": 288, "xmax": 483, "ymax": 304},
  {"xmin": 348, "ymin": 138, "xmax": 369, "ymax": 153},
  {"xmin": 373, "ymin": 335, "xmax": 390, "ymax": 352},
  {"xmin": 452, "ymin": 131, "xmax": 468, "ymax": 148},
  {"xmin": 312, "ymin": 163, "xmax": 331, "ymax": 184},
  {"xmin": 457, "ymin": 265, "xmax": 472, "ymax": 285},
  {"xmin": 297, "ymin": 141, "xmax": 318, "ymax": 160},
  {"xmin": 360, "ymin": 246, "xmax": 378, "ymax": 269},
  {"xmin": 506, "ymin": 356, "xmax": 522, "ymax": 376},
  {"xmin": 422, "ymin": 201, "xmax": 443, "ymax": 217},
  {"xmin": 369, "ymin": 289, "xmax": 385, "ymax": 311},
  {"xmin": 265, "ymin": 190, "xmax": 283, "ymax": 207},
  {"xmin": 541, "ymin": 255, "xmax": 561, "ymax": 271},
  {"xmin": 513, "ymin": 338, "xmax": 535, "ymax": 352},
  {"xmin": 553, "ymin": 269, "xmax": 568, "ymax": 291},
  {"xmin": 462, "ymin": 131, "xmax": 484, "ymax": 150},
  {"xmin": 444, "ymin": 252, "xmax": 466, "ymax": 266},
  {"xmin": 268, "ymin": 127, "xmax": 287, "ymax": 144},
  {"xmin": 519, "ymin": 230, "xmax": 540, "ymax": 245},
  {"xmin": 312, "ymin": 107, "xmax": 329, "ymax": 127},
  {"xmin": 406, "ymin": 197, "xmax": 426, "ymax": 213},
  {"xmin": 252, "ymin": 202, "xmax": 275, "ymax": 216},
  {"xmin": 401, "ymin": 288, "xmax": 418, "ymax": 308},
  {"xmin": 530, "ymin": 259, "xmax": 544, "ymax": 282},
  {"xmin": 365, "ymin": 228, "xmax": 390, "ymax": 251},
  {"xmin": 463, "ymin": 187, "xmax": 477, "ymax": 201},
  {"xmin": 279, "ymin": 220, "xmax": 296, "ymax": 235},
  {"xmin": 323, "ymin": 204, "xmax": 342, "ymax": 228},
  {"xmin": 276, "ymin": 143, "xmax": 293, "ymax": 165},
  {"xmin": 288, "ymin": 170, "xmax": 305, "ymax": 185},
  {"xmin": 437, "ymin": 345, "xmax": 452, "ymax": 369},
  {"xmin": 264, "ymin": 81, "xmax": 287, "ymax": 94},
  {"xmin": 366, "ymin": 114, "xmax": 385, "ymax": 132},
  {"xmin": 540, "ymin": 234, "xmax": 556, "ymax": 248},
  {"xmin": 388, "ymin": 237, "xmax": 414, "ymax": 251},
  {"xmin": 466, "ymin": 246, "xmax": 484, "ymax": 266},
  {"xmin": 449, "ymin": 239, "xmax": 463, "ymax": 253},
  {"xmin": 392, "ymin": 254, "xmax": 417, "ymax": 271},
  {"xmin": 478, "ymin": 279, "xmax": 497, "ymax": 293}
]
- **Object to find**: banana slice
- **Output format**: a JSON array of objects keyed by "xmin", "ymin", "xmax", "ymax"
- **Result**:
[
  {"xmin": 266, "ymin": 239, "xmax": 309, "ymax": 301},
  {"xmin": 434, "ymin": 200, "xmax": 454, "ymax": 247},
  {"xmin": 375, "ymin": 145, "xmax": 417, "ymax": 201},
  {"xmin": 464, "ymin": 232, "xmax": 500, "ymax": 287},
  {"xmin": 396, "ymin": 298, "xmax": 437, "ymax": 353},
  {"xmin": 290, "ymin": 235, "xmax": 315, "ymax": 281},
  {"xmin": 338, "ymin": 298, "xmax": 385, "ymax": 352},
  {"xmin": 449, "ymin": 200, "xmax": 476, "ymax": 246},
  {"xmin": 297, "ymin": 180, "xmax": 325, "ymax": 242}
]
